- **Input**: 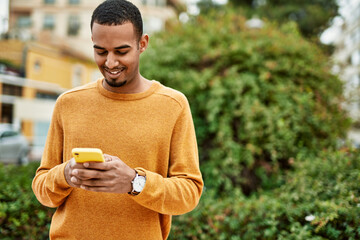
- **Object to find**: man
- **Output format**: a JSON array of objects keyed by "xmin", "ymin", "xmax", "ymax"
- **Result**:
[{"xmin": 32, "ymin": 0, "xmax": 203, "ymax": 239}]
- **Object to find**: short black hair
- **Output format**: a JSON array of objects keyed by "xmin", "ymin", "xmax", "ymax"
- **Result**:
[{"xmin": 91, "ymin": 0, "xmax": 143, "ymax": 41}]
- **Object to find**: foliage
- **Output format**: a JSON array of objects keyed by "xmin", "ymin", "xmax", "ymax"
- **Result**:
[
  {"xmin": 141, "ymin": 10, "xmax": 351, "ymax": 194},
  {"xmin": 170, "ymin": 148, "xmax": 360, "ymax": 240},
  {"xmin": 0, "ymin": 162, "xmax": 54, "ymax": 239},
  {"xmin": 196, "ymin": 0, "xmax": 339, "ymax": 40},
  {"xmin": 1, "ymin": 149, "xmax": 359, "ymax": 239}
]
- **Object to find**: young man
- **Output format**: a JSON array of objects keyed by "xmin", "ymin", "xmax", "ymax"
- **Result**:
[{"xmin": 32, "ymin": 0, "xmax": 203, "ymax": 239}]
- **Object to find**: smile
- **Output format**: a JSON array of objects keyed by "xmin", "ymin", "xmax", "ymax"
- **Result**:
[{"xmin": 105, "ymin": 67, "xmax": 125, "ymax": 76}]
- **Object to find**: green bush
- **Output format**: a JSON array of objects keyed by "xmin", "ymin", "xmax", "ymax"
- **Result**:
[
  {"xmin": 2, "ymin": 150, "xmax": 359, "ymax": 239},
  {"xmin": 141, "ymin": 9, "xmax": 351, "ymax": 194},
  {"xmin": 170, "ymin": 148, "xmax": 360, "ymax": 240},
  {"xmin": 0, "ymin": 162, "xmax": 54, "ymax": 239}
]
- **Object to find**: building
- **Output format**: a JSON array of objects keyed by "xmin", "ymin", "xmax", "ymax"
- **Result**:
[
  {"xmin": 0, "ymin": 39, "xmax": 99, "ymax": 159},
  {"xmin": 332, "ymin": 0, "xmax": 360, "ymax": 119},
  {"xmin": 8, "ymin": 0, "xmax": 177, "ymax": 59},
  {"xmin": 331, "ymin": 0, "xmax": 360, "ymax": 144},
  {"xmin": 2, "ymin": 0, "xmax": 179, "ymax": 160}
]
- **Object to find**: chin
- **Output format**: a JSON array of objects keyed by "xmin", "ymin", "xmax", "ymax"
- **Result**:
[{"xmin": 105, "ymin": 78, "xmax": 127, "ymax": 88}]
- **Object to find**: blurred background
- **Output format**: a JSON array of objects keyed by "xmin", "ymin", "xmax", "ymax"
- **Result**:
[
  {"xmin": 0, "ymin": 0, "xmax": 178, "ymax": 162},
  {"xmin": 0, "ymin": 0, "xmax": 359, "ymax": 163},
  {"xmin": 1, "ymin": 0, "xmax": 360, "ymax": 239}
]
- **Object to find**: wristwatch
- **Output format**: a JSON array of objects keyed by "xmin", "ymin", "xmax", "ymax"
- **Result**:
[{"xmin": 129, "ymin": 171, "xmax": 146, "ymax": 196}]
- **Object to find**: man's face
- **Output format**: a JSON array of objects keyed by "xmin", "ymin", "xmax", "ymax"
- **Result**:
[{"xmin": 91, "ymin": 22, "xmax": 147, "ymax": 90}]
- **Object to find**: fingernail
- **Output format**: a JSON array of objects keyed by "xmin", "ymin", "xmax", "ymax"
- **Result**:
[
  {"xmin": 83, "ymin": 163, "xmax": 89, "ymax": 168},
  {"xmin": 71, "ymin": 176, "xmax": 77, "ymax": 183},
  {"xmin": 80, "ymin": 185, "xmax": 86, "ymax": 189},
  {"xmin": 72, "ymin": 169, "xmax": 78, "ymax": 175}
]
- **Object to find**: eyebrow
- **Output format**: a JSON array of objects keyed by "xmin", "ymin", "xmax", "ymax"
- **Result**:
[{"xmin": 93, "ymin": 44, "xmax": 131, "ymax": 50}]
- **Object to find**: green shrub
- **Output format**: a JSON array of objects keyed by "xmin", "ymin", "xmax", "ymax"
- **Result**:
[
  {"xmin": 141, "ymin": 9, "xmax": 351, "ymax": 194},
  {"xmin": 170, "ymin": 148, "xmax": 360, "ymax": 240},
  {"xmin": 0, "ymin": 162, "xmax": 54, "ymax": 239}
]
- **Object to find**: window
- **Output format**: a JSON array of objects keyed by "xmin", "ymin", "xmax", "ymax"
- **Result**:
[
  {"xmin": 1, "ymin": 104, "xmax": 13, "ymax": 123},
  {"xmin": 44, "ymin": 0, "xmax": 55, "ymax": 4},
  {"xmin": 69, "ymin": 0, "xmax": 80, "ymax": 4},
  {"xmin": 67, "ymin": 15, "xmax": 80, "ymax": 36},
  {"xmin": 17, "ymin": 16, "xmax": 32, "ymax": 28},
  {"xmin": 1, "ymin": 131, "xmax": 19, "ymax": 138},
  {"xmin": 2, "ymin": 84, "xmax": 22, "ymax": 96},
  {"xmin": 43, "ymin": 14, "xmax": 55, "ymax": 30},
  {"xmin": 36, "ymin": 92, "xmax": 59, "ymax": 100},
  {"xmin": 34, "ymin": 60, "xmax": 41, "ymax": 72}
]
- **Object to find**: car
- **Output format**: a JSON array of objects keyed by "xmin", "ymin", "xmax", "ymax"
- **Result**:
[{"xmin": 0, "ymin": 124, "xmax": 30, "ymax": 165}]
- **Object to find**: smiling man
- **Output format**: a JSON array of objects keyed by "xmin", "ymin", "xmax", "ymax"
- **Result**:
[{"xmin": 32, "ymin": 0, "xmax": 203, "ymax": 239}]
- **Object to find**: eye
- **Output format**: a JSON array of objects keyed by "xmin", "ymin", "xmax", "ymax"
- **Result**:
[
  {"xmin": 116, "ymin": 50, "xmax": 128, "ymax": 55},
  {"xmin": 96, "ymin": 51, "xmax": 107, "ymax": 56}
]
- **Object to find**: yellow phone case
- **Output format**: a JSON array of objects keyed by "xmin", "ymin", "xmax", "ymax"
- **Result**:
[{"xmin": 72, "ymin": 148, "xmax": 105, "ymax": 163}]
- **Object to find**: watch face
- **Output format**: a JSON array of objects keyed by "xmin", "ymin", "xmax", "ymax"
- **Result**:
[{"xmin": 133, "ymin": 175, "xmax": 146, "ymax": 192}]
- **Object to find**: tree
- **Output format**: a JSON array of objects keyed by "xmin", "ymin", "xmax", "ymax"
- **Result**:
[
  {"xmin": 197, "ymin": 0, "xmax": 338, "ymax": 40},
  {"xmin": 141, "ymin": 9, "xmax": 350, "ymax": 195}
]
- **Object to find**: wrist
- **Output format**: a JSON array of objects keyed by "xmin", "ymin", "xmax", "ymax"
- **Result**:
[
  {"xmin": 128, "ymin": 169, "xmax": 146, "ymax": 196},
  {"xmin": 127, "ymin": 169, "xmax": 137, "ymax": 192}
]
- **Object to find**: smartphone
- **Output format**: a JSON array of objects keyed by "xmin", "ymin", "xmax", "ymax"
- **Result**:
[{"xmin": 72, "ymin": 148, "xmax": 105, "ymax": 163}]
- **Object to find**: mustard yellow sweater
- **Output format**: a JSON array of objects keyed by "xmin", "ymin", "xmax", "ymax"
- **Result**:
[{"xmin": 32, "ymin": 79, "xmax": 203, "ymax": 240}]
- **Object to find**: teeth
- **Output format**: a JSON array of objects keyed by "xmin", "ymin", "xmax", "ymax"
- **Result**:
[{"xmin": 107, "ymin": 69, "xmax": 123, "ymax": 75}]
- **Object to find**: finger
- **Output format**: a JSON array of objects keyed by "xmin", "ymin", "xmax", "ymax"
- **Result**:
[
  {"xmin": 72, "ymin": 168, "xmax": 104, "ymax": 180},
  {"xmin": 83, "ymin": 161, "xmax": 113, "ymax": 171},
  {"xmin": 69, "ymin": 176, "xmax": 82, "ymax": 188},
  {"xmin": 69, "ymin": 159, "xmax": 87, "ymax": 170},
  {"xmin": 78, "ymin": 178, "xmax": 114, "ymax": 187},
  {"xmin": 103, "ymin": 154, "xmax": 113, "ymax": 162}
]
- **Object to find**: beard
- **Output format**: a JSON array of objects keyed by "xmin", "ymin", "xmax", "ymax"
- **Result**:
[{"xmin": 104, "ymin": 78, "xmax": 127, "ymax": 88}]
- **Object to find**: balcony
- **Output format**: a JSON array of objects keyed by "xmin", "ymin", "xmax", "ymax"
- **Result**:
[{"xmin": 10, "ymin": 0, "xmax": 40, "ymax": 11}]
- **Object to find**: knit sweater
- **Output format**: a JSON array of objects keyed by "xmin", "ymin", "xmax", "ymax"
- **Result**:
[{"xmin": 32, "ymin": 79, "xmax": 203, "ymax": 240}]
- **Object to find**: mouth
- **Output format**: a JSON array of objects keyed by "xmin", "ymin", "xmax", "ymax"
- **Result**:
[{"xmin": 104, "ymin": 67, "xmax": 125, "ymax": 78}]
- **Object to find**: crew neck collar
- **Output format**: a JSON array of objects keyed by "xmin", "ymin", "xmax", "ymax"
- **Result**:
[{"xmin": 97, "ymin": 78, "xmax": 160, "ymax": 100}]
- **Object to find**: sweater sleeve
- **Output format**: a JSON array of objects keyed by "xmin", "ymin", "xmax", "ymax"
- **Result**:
[
  {"xmin": 131, "ymin": 98, "xmax": 203, "ymax": 215},
  {"xmin": 32, "ymin": 98, "xmax": 73, "ymax": 208}
]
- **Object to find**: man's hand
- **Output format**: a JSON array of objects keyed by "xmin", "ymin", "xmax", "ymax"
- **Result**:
[{"xmin": 64, "ymin": 154, "xmax": 136, "ymax": 194}]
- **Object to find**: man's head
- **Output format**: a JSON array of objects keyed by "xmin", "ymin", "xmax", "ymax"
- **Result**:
[
  {"xmin": 91, "ymin": 0, "xmax": 143, "ymax": 41},
  {"xmin": 91, "ymin": 0, "xmax": 149, "ymax": 93}
]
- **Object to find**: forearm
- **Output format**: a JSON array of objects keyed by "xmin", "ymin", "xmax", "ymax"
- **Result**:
[
  {"xmin": 130, "ymin": 168, "xmax": 203, "ymax": 215},
  {"xmin": 32, "ymin": 162, "xmax": 73, "ymax": 208}
]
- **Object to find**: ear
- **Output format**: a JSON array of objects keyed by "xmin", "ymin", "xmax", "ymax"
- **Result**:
[{"xmin": 139, "ymin": 34, "xmax": 149, "ymax": 53}]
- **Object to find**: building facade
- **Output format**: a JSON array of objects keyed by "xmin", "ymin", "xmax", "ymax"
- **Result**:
[
  {"xmin": 0, "ymin": 39, "xmax": 99, "ymax": 159},
  {"xmin": 332, "ymin": 0, "xmax": 360, "ymax": 121},
  {"xmin": 331, "ymin": 0, "xmax": 360, "ymax": 145},
  {"xmin": 8, "ymin": 0, "xmax": 177, "ymax": 59}
]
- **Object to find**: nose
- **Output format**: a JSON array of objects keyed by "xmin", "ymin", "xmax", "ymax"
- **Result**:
[{"xmin": 105, "ymin": 53, "xmax": 119, "ymax": 69}]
